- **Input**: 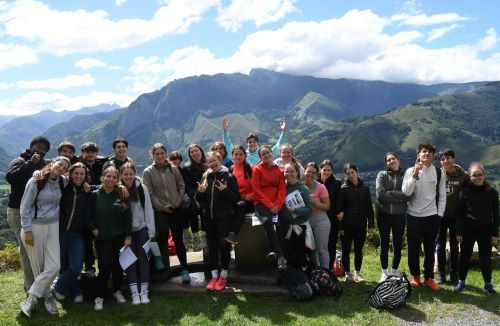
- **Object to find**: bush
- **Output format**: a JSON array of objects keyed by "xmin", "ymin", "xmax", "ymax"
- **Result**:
[{"xmin": 0, "ymin": 243, "xmax": 21, "ymax": 272}]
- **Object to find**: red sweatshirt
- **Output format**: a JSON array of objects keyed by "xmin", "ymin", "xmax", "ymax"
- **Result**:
[
  {"xmin": 251, "ymin": 163, "xmax": 286, "ymax": 209},
  {"xmin": 232, "ymin": 164, "xmax": 254, "ymax": 200}
]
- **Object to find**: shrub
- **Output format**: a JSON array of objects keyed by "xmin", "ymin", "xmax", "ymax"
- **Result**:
[{"xmin": 0, "ymin": 243, "xmax": 21, "ymax": 272}]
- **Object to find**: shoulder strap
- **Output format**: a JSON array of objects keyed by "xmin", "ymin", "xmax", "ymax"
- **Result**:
[
  {"xmin": 435, "ymin": 166, "xmax": 442, "ymax": 207},
  {"xmin": 138, "ymin": 183, "xmax": 145, "ymax": 208}
]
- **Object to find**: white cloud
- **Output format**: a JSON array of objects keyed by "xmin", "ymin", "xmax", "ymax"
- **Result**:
[
  {"xmin": 401, "ymin": 0, "xmax": 422, "ymax": 15},
  {"xmin": 427, "ymin": 24, "xmax": 459, "ymax": 42},
  {"xmin": 126, "ymin": 9, "xmax": 500, "ymax": 87},
  {"xmin": 115, "ymin": 0, "xmax": 126, "ymax": 6},
  {"xmin": 0, "ymin": 43, "xmax": 39, "ymax": 70},
  {"xmin": 217, "ymin": 0, "xmax": 298, "ymax": 32},
  {"xmin": 0, "ymin": 0, "xmax": 219, "ymax": 56},
  {"xmin": 391, "ymin": 12, "xmax": 469, "ymax": 26},
  {"xmin": 74, "ymin": 57, "xmax": 122, "ymax": 70},
  {"xmin": 0, "ymin": 91, "xmax": 134, "ymax": 116},
  {"xmin": 0, "ymin": 74, "xmax": 94, "ymax": 90}
]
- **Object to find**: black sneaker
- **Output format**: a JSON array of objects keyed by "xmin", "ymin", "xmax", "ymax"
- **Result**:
[
  {"xmin": 436, "ymin": 274, "xmax": 446, "ymax": 284},
  {"xmin": 484, "ymin": 283, "xmax": 496, "ymax": 294},
  {"xmin": 223, "ymin": 232, "xmax": 239, "ymax": 245},
  {"xmin": 266, "ymin": 251, "xmax": 277, "ymax": 262}
]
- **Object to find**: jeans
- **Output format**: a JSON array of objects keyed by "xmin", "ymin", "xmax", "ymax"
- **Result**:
[
  {"xmin": 378, "ymin": 212, "xmax": 406, "ymax": 270},
  {"xmin": 436, "ymin": 216, "xmax": 459, "ymax": 278},
  {"xmin": 55, "ymin": 232, "xmax": 84, "ymax": 297}
]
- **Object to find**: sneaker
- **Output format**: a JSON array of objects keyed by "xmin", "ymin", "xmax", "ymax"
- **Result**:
[
  {"xmin": 354, "ymin": 274, "xmax": 365, "ymax": 283},
  {"xmin": 44, "ymin": 295, "xmax": 59, "ymax": 315},
  {"xmin": 112, "ymin": 290, "xmax": 126, "ymax": 303},
  {"xmin": 410, "ymin": 276, "xmax": 421, "ymax": 288},
  {"xmin": 266, "ymin": 252, "xmax": 277, "ymax": 262},
  {"xmin": 436, "ymin": 273, "xmax": 446, "ymax": 285},
  {"xmin": 85, "ymin": 269, "xmax": 96, "ymax": 277},
  {"xmin": 73, "ymin": 295, "xmax": 83, "ymax": 303},
  {"xmin": 181, "ymin": 270, "xmax": 191, "ymax": 284},
  {"xmin": 140, "ymin": 290, "xmax": 150, "ymax": 304},
  {"xmin": 484, "ymin": 283, "xmax": 496, "ymax": 294},
  {"xmin": 223, "ymin": 232, "xmax": 239, "ymax": 245},
  {"xmin": 215, "ymin": 277, "xmax": 227, "ymax": 292},
  {"xmin": 454, "ymin": 280, "xmax": 465, "ymax": 292},
  {"xmin": 53, "ymin": 290, "xmax": 65, "ymax": 301},
  {"xmin": 131, "ymin": 293, "xmax": 141, "ymax": 305},
  {"xmin": 424, "ymin": 278, "xmax": 440, "ymax": 291},
  {"xmin": 344, "ymin": 273, "xmax": 355, "ymax": 283},
  {"xmin": 379, "ymin": 273, "xmax": 388, "ymax": 283},
  {"xmin": 94, "ymin": 297, "xmax": 104, "ymax": 311},
  {"xmin": 277, "ymin": 256, "xmax": 287, "ymax": 271},
  {"xmin": 20, "ymin": 296, "xmax": 37, "ymax": 318},
  {"xmin": 206, "ymin": 277, "xmax": 217, "ymax": 291}
]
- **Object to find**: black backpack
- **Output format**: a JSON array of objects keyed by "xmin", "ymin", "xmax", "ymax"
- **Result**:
[
  {"xmin": 279, "ymin": 266, "xmax": 316, "ymax": 301},
  {"xmin": 368, "ymin": 272, "xmax": 412, "ymax": 310},
  {"xmin": 310, "ymin": 267, "xmax": 343, "ymax": 298}
]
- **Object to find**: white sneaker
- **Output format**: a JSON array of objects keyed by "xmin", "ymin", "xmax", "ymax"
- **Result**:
[
  {"xmin": 20, "ymin": 295, "xmax": 37, "ymax": 318},
  {"xmin": 380, "ymin": 273, "xmax": 388, "ymax": 283},
  {"xmin": 113, "ymin": 290, "xmax": 126, "ymax": 303},
  {"xmin": 140, "ymin": 291, "xmax": 150, "ymax": 304},
  {"xmin": 44, "ymin": 295, "xmax": 59, "ymax": 315},
  {"xmin": 94, "ymin": 297, "xmax": 104, "ymax": 311},
  {"xmin": 53, "ymin": 290, "xmax": 65, "ymax": 301},
  {"xmin": 131, "ymin": 293, "xmax": 141, "ymax": 305},
  {"xmin": 74, "ymin": 295, "xmax": 83, "ymax": 303}
]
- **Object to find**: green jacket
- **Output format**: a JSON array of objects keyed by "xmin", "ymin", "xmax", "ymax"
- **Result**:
[{"xmin": 285, "ymin": 181, "xmax": 312, "ymax": 225}]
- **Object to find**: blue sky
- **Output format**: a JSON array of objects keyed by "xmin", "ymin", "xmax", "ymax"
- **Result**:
[{"xmin": 1, "ymin": 0, "xmax": 499, "ymax": 116}]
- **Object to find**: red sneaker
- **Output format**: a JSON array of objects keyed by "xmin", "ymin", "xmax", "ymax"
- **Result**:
[
  {"xmin": 410, "ymin": 276, "xmax": 421, "ymax": 288},
  {"xmin": 424, "ymin": 278, "xmax": 440, "ymax": 291},
  {"xmin": 206, "ymin": 277, "xmax": 217, "ymax": 291},
  {"xmin": 215, "ymin": 277, "xmax": 227, "ymax": 292}
]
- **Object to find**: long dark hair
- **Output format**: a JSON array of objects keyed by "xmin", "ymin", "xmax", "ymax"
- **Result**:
[
  {"xmin": 187, "ymin": 144, "xmax": 206, "ymax": 169},
  {"xmin": 120, "ymin": 162, "xmax": 139, "ymax": 202},
  {"xmin": 231, "ymin": 145, "xmax": 252, "ymax": 179}
]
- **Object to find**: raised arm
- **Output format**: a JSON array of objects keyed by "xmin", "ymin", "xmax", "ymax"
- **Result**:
[
  {"xmin": 222, "ymin": 117, "xmax": 234, "ymax": 154},
  {"xmin": 271, "ymin": 117, "xmax": 287, "ymax": 158}
]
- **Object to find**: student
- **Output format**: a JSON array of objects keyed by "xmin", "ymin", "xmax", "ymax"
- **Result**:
[
  {"xmin": 455, "ymin": 163, "xmax": 499, "ymax": 294},
  {"xmin": 120, "ymin": 163, "xmax": 155, "ymax": 304},
  {"xmin": 283, "ymin": 162, "xmax": 313, "ymax": 270},
  {"xmin": 274, "ymin": 144, "xmax": 305, "ymax": 180},
  {"xmin": 19, "ymin": 156, "xmax": 70, "ymax": 317},
  {"xmin": 53, "ymin": 163, "xmax": 90, "ymax": 304},
  {"xmin": 436, "ymin": 149, "xmax": 469, "ymax": 284},
  {"xmin": 402, "ymin": 143, "xmax": 446, "ymax": 291},
  {"xmin": 251, "ymin": 145, "xmax": 292, "ymax": 270},
  {"xmin": 196, "ymin": 151, "xmax": 240, "ymax": 291},
  {"xmin": 211, "ymin": 142, "xmax": 234, "ymax": 168},
  {"xmin": 86, "ymin": 165, "xmax": 132, "ymax": 311},
  {"xmin": 316, "ymin": 159, "xmax": 341, "ymax": 267},
  {"xmin": 182, "ymin": 144, "xmax": 207, "ymax": 252},
  {"xmin": 304, "ymin": 162, "xmax": 331, "ymax": 269},
  {"xmin": 376, "ymin": 152, "xmax": 409, "ymax": 282},
  {"xmin": 143, "ymin": 144, "xmax": 189, "ymax": 283},
  {"xmin": 222, "ymin": 117, "xmax": 287, "ymax": 165},
  {"xmin": 57, "ymin": 141, "xmax": 79, "ymax": 165},
  {"xmin": 337, "ymin": 163, "xmax": 374, "ymax": 283},
  {"xmin": 6, "ymin": 135, "xmax": 50, "ymax": 293},
  {"xmin": 105, "ymin": 138, "xmax": 133, "ymax": 171},
  {"xmin": 223, "ymin": 145, "xmax": 254, "ymax": 245}
]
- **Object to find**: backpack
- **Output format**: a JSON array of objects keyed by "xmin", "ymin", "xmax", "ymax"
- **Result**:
[
  {"xmin": 368, "ymin": 272, "xmax": 412, "ymax": 310},
  {"xmin": 332, "ymin": 250, "xmax": 345, "ymax": 277},
  {"xmin": 34, "ymin": 177, "xmax": 65, "ymax": 219},
  {"xmin": 310, "ymin": 267, "xmax": 343, "ymax": 298},
  {"xmin": 279, "ymin": 266, "xmax": 316, "ymax": 301}
]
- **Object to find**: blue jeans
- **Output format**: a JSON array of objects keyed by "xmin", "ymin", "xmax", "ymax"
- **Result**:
[{"xmin": 54, "ymin": 232, "xmax": 84, "ymax": 297}]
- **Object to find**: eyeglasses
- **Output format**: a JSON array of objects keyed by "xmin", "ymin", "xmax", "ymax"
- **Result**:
[{"xmin": 471, "ymin": 174, "xmax": 484, "ymax": 177}]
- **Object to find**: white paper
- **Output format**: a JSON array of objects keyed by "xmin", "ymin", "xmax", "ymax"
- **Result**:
[
  {"xmin": 272, "ymin": 215, "xmax": 278, "ymax": 223},
  {"xmin": 143, "ymin": 240, "xmax": 151, "ymax": 254},
  {"xmin": 251, "ymin": 213, "xmax": 278, "ymax": 225},
  {"xmin": 119, "ymin": 246, "xmax": 137, "ymax": 270},
  {"xmin": 285, "ymin": 190, "xmax": 305, "ymax": 210},
  {"xmin": 149, "ymin": 241, "xmax": 161, "ymax": 256}
]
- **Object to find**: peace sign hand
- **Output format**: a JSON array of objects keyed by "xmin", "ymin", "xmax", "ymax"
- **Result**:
[{"xmin": 197, "ymin": 179, "xmax": 208, "ymax": 193}]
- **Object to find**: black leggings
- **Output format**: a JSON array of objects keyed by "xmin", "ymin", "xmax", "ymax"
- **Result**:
[
  {"xmin": 205, "ymin": 217, "xmax": 232, "ymax": 270},
  {"xmin": 183, "ymin": 201, "xmax": 204, "ymax": 233},
  {"xmin": 232, "ymin": 200, "xmax": 254, "ymax": 235},
  {"xmin": 254, "ymin": 203, "xmax": 292, "ymax": 257},
  {"xmin": 328, "ymin": 215, "xmax": 339, "ymax": 268},
  {"xmin": 378, "ymin": 212, "xmax": 406, "ymax": 270},
  {"xmin": 436, "ymin": 216, "xmax": 459, "ymax": 277},
  {"xmin": 458, "ymin": 227, "xmax": 493, "ymax": 283},
  {"xmin": 126, "ymin": 228, "xmax": 150, "ymax": 286},
  {"xmin": 95, "ymin": 236, "xmax": 123, "ymax": 297},
  {"xmin": 283, "ymin": 225, "xmax": 307, "ymax": 269},
  {"xmin": 341, "ymin": 227, "xmax": 366, "ymax": 273},
  {"xmin": 155, "ymin": 209, "xmax": 187, "ymax": 268}
]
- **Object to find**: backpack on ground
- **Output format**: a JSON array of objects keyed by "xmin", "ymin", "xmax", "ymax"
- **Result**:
[
  {"xmin": 368, "ymin": 272, "xmax": 412, "ymax": 310},
  {"xmin": 279, "ymin": 266, "xmax": 316, "ymax": 301},
  {"xmin": 310, "ymin": 267, "xmax": 343, "ymax": 298},
  {"xmin": 332, "ymin": 250, "xmax": 345, "ymax": 277}
]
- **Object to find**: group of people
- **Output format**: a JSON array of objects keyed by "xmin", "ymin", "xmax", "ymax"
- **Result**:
[{"xmin": 4, "ymin": 117, "xmax": 498, "ymax": 318}]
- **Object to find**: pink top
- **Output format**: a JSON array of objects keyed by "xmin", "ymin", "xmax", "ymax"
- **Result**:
[{"xmin": 310, "ymin": 181, "xmax": 329, "ymax": 213}]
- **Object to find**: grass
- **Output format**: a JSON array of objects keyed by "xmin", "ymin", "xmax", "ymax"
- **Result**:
[{"xmin": 0, "ymin": 252, "xmax": 499, "ymax": 326}]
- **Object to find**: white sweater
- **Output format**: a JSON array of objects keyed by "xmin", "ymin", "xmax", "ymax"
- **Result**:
[{"xmin": 402, "ymin": 164, "xmax": 446, "ymax": 217}]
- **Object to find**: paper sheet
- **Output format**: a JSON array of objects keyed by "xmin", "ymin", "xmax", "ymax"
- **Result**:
[
  {"xmin": 119, "ymin": 246, "xmax": 137, "ymax": 270},
  {"xmin": 149, "ymin": 241, "xmax": 161, "ymax": 256}
]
